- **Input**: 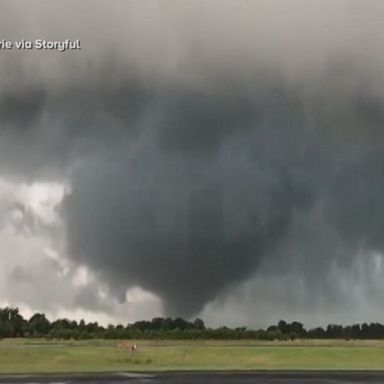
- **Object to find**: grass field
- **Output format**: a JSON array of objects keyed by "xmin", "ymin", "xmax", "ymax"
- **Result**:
[{"xmin": 0, "ymin": 339, "xmax": 384, "ymax": 373}]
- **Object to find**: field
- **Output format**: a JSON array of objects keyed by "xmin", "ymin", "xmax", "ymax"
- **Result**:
[{"xmin": 0, "ymin": 339, "xmax": 384, "ymax": 374}]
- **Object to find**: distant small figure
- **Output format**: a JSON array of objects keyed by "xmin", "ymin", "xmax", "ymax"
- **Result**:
[{"xmin": 117, "ymin": 342, "xmax": 137, "ymax": 353}]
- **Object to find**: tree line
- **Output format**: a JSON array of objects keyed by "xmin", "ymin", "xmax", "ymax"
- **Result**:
[{"xmin": 1, "ymin": 307, "xmax": 384, "ymax": 340}]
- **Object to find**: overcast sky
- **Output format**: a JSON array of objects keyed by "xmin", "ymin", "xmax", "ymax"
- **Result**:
[{"xmin": 1, "ymin": 0, "xmax": 384, "ymax": 328}]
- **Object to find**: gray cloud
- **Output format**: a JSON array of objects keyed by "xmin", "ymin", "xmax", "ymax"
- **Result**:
[{"xmin": 1, "ymin": 0, "xmax": 384, "ymax": 323}]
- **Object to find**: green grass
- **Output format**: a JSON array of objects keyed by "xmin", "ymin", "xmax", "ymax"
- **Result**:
[{"xmin": 0, "ymin": 339, "xmax": 384, "ymax": 373}]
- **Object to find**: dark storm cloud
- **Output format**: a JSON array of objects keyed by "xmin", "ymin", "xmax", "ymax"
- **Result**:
[
  {"xmin": 325, "ymin": 153, "xmax": 384, "ymax": 250},
  {"xmin": 0, "ymin": 90, "xmax": 46, "ymax": 131},
  {"xmin": 0, "ymin": 82, "xmax": 150, "ymax": 179},
  {"xmin": 61, "ymin": 76, "xmax": 384, "ymax": 316},
  {"xmin": 63, "ymin": 109, "xmax": 294, "ymax": 315},
  {"xmin": 2, "ymin": 0, "xmax": 384, "ymax": 319}
]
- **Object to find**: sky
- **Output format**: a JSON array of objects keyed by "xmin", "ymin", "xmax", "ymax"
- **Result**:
[{"xmin": 1, "ymin": 0, "xmax": 384, "ymax": 328}]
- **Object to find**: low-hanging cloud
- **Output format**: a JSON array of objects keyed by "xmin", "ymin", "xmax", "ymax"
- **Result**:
[{"xmin": 1, "ymin": 0, "xmax": 384, "ymax": 322}]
